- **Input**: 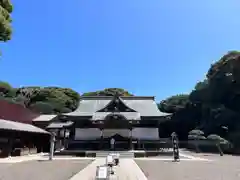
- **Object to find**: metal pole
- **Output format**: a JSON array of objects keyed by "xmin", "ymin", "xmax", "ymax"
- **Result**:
[{"xmin": 49, "ymin": 134, "xmax": 55, "ymax": 161}]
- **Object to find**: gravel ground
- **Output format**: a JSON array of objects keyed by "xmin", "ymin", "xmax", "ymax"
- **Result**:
[
  {"xmin": 0, "ymin": 160, "xmax": 92, "ymax": 180},
  {"xmin": 135, "ymin": 155, "xmax": 240, "ymax": 180}
]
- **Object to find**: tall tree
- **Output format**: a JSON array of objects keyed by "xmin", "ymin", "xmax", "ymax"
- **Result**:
[{"xmin": 0, "ymin": 0, "xmax": 13, "ymax": 42}]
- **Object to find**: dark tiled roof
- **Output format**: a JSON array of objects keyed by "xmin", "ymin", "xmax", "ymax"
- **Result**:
[
  {"xmin": 0, "ymin": 100, "xmax": 39, "ymax": 124},
  {"xmin": 64, "ymin": 96, "xmax": 171, "ymax": 118}
]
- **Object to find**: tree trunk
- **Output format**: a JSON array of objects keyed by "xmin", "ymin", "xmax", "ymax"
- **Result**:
[
  {"xmin": 216, "ymin": 143, "xmax": 223, "ymax": 156},
  {"xmin": 195, "ymin": 140, "xmax": 200, "ymax": 153}
]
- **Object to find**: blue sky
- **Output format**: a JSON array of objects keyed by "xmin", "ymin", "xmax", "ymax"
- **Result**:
[{"xmin": 0, "ymin": 0, "xmax": 240, "ymax": 101}]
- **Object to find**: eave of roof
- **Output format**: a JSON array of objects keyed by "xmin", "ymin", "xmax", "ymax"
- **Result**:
[
  {"xmin": 63, "ymin": 96, "xmax": 172, "ymax": 118},
  {"xmin": 0, "ymin": 119, "xmax": 50, "ymax": 134},
  {"xmin": 91, "ymin": 112, "xmax": 141, "ymax": 121},
  {"xmin": 32, "ymin": 115, "xmax": 57, "ymax": 122},
  {"xmin": 46, "ymin": 121, "xmax": 73, "ymax": 129},
  {"xmin": 79, "ymin": 96, "xmax": 155, "ymax": 100}
]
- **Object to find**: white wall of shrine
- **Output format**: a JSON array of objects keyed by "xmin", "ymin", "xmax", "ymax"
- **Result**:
[
  {"xmin": 75, "ymin": 128, "xmax": 101, "ymax": 140},
  {"xmin": 132, "ymin": 128, "xmax": 159, "ymax": 140},
  {"xmin": 74, "ymin": 128, "xmax": 159, "ymax": 140}
]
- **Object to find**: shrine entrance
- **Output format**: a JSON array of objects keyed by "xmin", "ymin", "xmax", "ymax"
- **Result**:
[
  {"xmin": 99, "ymin": 113, "xmax": 133, "ymax": 151},
  {"xmin": 101, "ymin": 133, "xmax": 131, "ymax": 151}
]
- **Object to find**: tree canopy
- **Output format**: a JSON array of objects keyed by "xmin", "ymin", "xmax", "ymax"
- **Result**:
[
  {"xmin": 159, "ymin": 51, "xmax": 240, "ymax": 151},
  {"xmin": 82, "ymin": 88, "xmax": 133, "ymax": 97},
  {"xmin": 0, "ymin": 83, "xmax": 81, "ymax": 114},
  {"xmin": 0, "ymin": 85, "xmax": 133, "ymax": 114},
  {"xmin": 0, "ymin": 0, "xmax": 13, "ymax": 42}
]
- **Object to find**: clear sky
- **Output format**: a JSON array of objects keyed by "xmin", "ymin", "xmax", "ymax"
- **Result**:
[{"xmin": 0, "ymin": 0, "xmax": 240, "ymax": 101}]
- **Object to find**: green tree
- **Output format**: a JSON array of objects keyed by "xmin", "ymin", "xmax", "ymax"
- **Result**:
[
  {"xmin": 194, "ymin": 79, "xmax": 209, "ymax": 91},
  {"xmin": 24, "ymin": 87, "xmax": 80, "ymax": 113},
  {"xmin": 0, "ymin": 81, "xmax": 17, "ymax": 98},
  {"xmin": 228, "ymin": 131, "xmax": 240, "ymax": 151},
  {"xmin": 158, "ymin": 94, "xmax": 189, "ymax": 113},
  {"xmin": 30, "ymin": 101, "xmax": 54, "ymax": 114},
  {"xmin": 188, "ymin": 129, "xmax": 206, "ymax": 153},
  {"xmin": 0, "ymin": 81, "xmax": 12, "ymax": 94},
  {"xmin": 0, "ymin": 0, "xmax": 13, "ymax": 42},
  {"xmin": 207, "ymin": 134, "xmax": 231, "ymax": 156},
  {"xmin": 82, "ymin": 88, "xmax": 133, "ymax": 97}
]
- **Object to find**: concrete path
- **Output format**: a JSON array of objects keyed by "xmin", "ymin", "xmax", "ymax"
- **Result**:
[
  {"xmin": 70, "ymin": 158, "xmax": 148, "ymax": 180},
  {"xmin": 0, "ymin": 153, "xmax": 48, "ymax": 163},
  {"xmin": 114, "ymin": 159, "xmax": 148, "ymax": 180},
  {"xmin": 0, "ymin": 153, "xmax": 95, "ymax": 164},
  {"xmin": 69, "ymin": 158, "xmax": 105, "ymax": 180}
]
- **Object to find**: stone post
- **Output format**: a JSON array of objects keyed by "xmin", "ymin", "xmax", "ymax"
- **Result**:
[
  {"xmin": 171, "ymin": 132, "xmax": 180, "ymax": 162},
  {"xmin": 49, "ymin": 134, "xmax": 55, "ymax": 161}
]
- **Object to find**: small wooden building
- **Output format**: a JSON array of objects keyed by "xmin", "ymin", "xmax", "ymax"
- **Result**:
[{"xmin": 0, "ymin": 119, "xmax": 50, "ymax": 157}]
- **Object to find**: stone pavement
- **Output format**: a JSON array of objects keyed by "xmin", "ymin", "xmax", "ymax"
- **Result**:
[
  {"xmin": 0, "ymin": 153, "xmax": 49, "ymax": 163},
  {"xmin": 0, "ymin": 151, "xmax": 212, "ymax": 180},
  {"xmin": 136, "ymin": 155, "xmax": 240, "ymax": 180},
  {"xmin": 0, "ymin": 159, "xmax": 92, "ymax": 180},
  {"xmin": 0, "ymin": 153, "xmax": 95, "ymax": 164},
  {"xmin": 70, "ymin": 158, "xmax": 148, "ymax": 180}
]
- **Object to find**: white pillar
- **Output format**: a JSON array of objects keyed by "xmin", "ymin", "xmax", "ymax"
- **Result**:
[{"xmin": 49, "ymin": 134, "xmax": 55, "ymax": 161}]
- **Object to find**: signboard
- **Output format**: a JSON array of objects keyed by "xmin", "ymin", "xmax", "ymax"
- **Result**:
[
  {"xmin": 96, "ymin": 166, "xmax": 108, "ymax": 179},
  {"xmin": 106, "ymin": 155, "xmax": 114, "ymax": 165}
]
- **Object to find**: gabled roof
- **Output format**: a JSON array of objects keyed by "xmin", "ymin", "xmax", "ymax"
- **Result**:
[
  {"xmin": 64, "ymin": 96, "xmax": 171, "ymax": 118},
  {"xmin": 0, "ymin": 119, "xmax": 50, "ymax": 134},
  {"xmin": 122, "ymin": 98, "xmax": 169, "ymax": 117},
  {"xmin": 97, "ymin": 96, "xmax": 137, "ymax": 112}
]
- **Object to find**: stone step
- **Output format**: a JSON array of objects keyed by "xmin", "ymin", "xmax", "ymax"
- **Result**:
[{"xmin": 96, "ymin": 151, "xmax": 134, "ymax": 158}]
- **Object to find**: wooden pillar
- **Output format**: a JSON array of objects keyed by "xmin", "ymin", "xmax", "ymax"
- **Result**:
[
  {"xmin": 100, "ymin": 128, "xmax": 103, "ymax": 150},
  {"xmin": 130, "ymin": 127, "xmax": 133, "ymax": 150},
  {"xmin": 8, "ymin": 137, "xmax": 13, "ymax": 157},
  {"xmin": 63, "ymin": 128, "xmax": 66, "ymax": 149}
]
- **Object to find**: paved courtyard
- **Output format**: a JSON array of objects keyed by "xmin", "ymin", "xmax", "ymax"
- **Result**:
[
  {"xmin": 0, "ymin": 159, "xmax": 92, "ymax": 180},
  {"xmin": 136, "ymin": 154, "xmax": 240, "ymax": 180},
  {"xmin": 0, "ymin": 153, "xmax": 240, "ymax": 180}
]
